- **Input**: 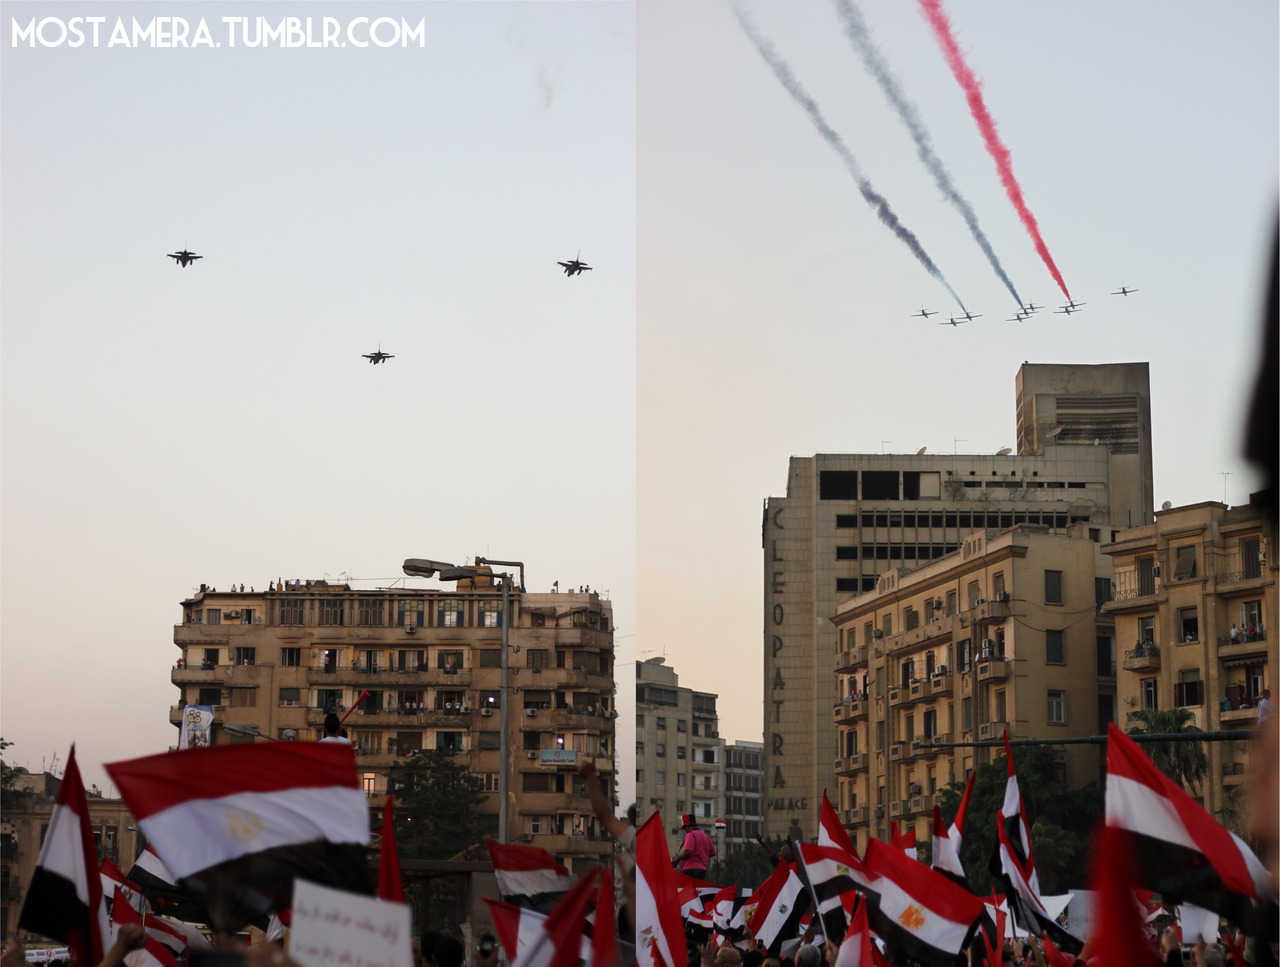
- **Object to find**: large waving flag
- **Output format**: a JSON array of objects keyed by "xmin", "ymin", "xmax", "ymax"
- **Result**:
[
  {"xmin": 797, "ymin": 842, "xmax": 874, "ymax": 944},
  {"xmin": 930, "ymin": 805, "xmax": 966, "ymax": 887},
  {"xmin": 1105, "ymin": 722, "xmax": 1272, "ymax": 922},
  {"xmin": 486, "ymin": 869, "xmax": 600, "ymax": 967},
  {"xmin": 819, "ymin": 791, "xmax": 858, "ymax": 856},
  {"xmin": 106, "ymin": 742, "xmax": 372, "ymax": 933},
  {"xmin": 833, "ymin": 895, "xmax": 874, "ymax": 967},
  {"xmin": 863, "ymin": 838, "xmax": 985, "ymax": 967},
  {"xmin": 487, "ymin": 839, "xmax": 576, "ymax": 914},
  {"xmin": 110, "ymin": 887, "xmax": 179, "ymax": 967},
  {"xmin": 946, "ymin": 771, "xmax": 975, "ymax": 858},
  {"xmin": 636, "ymin": 812, "xmax": 687, "ymax": 967},
  {"xmin": 17, "ymin": 746, "xmax": 110, "ymax": 967},
  {"xmin": 748, "ymin": 860, "xmax": 812, "ymax": 955},
  {"xmin": 124, "ymin": 845, "xmax": 207, "ymax": 924}
]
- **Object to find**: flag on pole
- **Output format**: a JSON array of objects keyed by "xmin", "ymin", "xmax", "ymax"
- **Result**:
[
  {"xmin": 110, "ymin": 887, "xmax": 179, "ymax": 967},
  {"xmin": 635, "ymin": 812, "xmax": 687, "ymax": 967},
  {"xmin": 946, "ymin": 771, "xmax": 975, "ymax": 858},
  {"xmin": 106, "ymin": 742, "xmax": 372, "ymax": 933},
  {"xmin": 1086, "ymin": 822, "xmax": 1160, "ymax": 967},
  {"xmin": 100, "ymin": 858, "xmax": 151, "ymax": 918},
  {"xmin": 797, "ymin": 842, "xmax": 874, "ymax": 944},
  {"xmin": 17, "ymin": 746, "xmax": 110, "ymax": 967},
  {"xmin": 487, "ymin": 839, "xmax": 576, "ymax": 914},
  {"xmin": 1104, "ymin": 722, "xmax": 1271, "ymax": 922},
  {"xmin": 747, "ymin": 860, "xmax": 812, "ymax": 956},
  {"xmin": 124, "ymin": 845, "xmax": 207, "ymax": 924},
  {"xmin": 377, "ymin": 795, "xmax": 403, "ymax": 903},
  {"xmin": 832, "ymin": 895, "xmax": 874, "ymax": 967},
  {"xmin": 818, "ymin": 791, "xmax": 859, "ymax": 857}
]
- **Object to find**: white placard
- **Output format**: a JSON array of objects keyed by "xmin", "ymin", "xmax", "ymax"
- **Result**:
[
  {"xmin": 290, "ymin": 880, "xmax": 414, "ymax": 967},
  {"xmin": 1179, "ymin": 903, "xmax": 1219, "ymax": 944}
]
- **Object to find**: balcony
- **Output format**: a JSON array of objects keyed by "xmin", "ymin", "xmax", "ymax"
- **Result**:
[
  {"xmin": 174, "ymin": 624, "xmax": 237, "ymax": 644},
  {"xmin": 908, "ymin": 793, "xmax": 935, "ymax": 815},
  {"xmin": 976, "ymin": 660, "xmax": 1009, "ymax": 682},
  {"xmin": 888, "ymin": 686, "xmax": 906, "ymax": 707},
  {"xmin": 977, "ymin": 721, "xmax": 1008, "ymax": 741},
  {"xmin": 1217, "ymin": 632, "xmax": 1268, "ymax": 661},
  {"xmin": 834, "ymin": 646, "xmax": 868, "ymax": 672},
  {"xmin": 889, "ymin": 801, "xmax": 906, "ymax": 818},
  {"xmin": 889, "ymin": 742, "xmax": 908, "ymax": 761},
  {"xmin": 527, "ymin": 833, "xmax": 611, "ymax": 858},
  {"xmin": 841, "ymin": 806, "xmax": 869, "ymax": 825},
  {"xmin": 927, "ymin": 673, "xmax": 954, "ymax": 697},
  {"xmin": 972, "ymin": 599, "xmax": 1012, "ymax": 622},
  {"xmin": 835, "ymin": 754, "xmax": 866, "ymax": 776},
  {"xmin": 1220, "ymin": 707, "xmax": 1259, "ymax": 724},
  {"xmin": 1122, "ymin": 644, "xmax": 1160, "ymax": 672},
  {"xmin": 832, "ymin": 700, "xmax": 866, "ymax": 725},
  {"xmin": 172, "ymin": 664, "xmax": 223, "ymax": 684}
]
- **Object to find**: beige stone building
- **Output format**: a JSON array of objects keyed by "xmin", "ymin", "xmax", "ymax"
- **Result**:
[
  {"xmin": 171, "ymin": 576, "xmax": 616, "ymax": 873},
  {"xmin": 1103, "ymin": 500, "xmax": 1278, "ymax": 817},
  {"xmin": 1, "ymin": 772, "xmax": 143, "ymax": 943},
  {"xmin": 634, "ymin": 658, "xmax": 725, "ymax": 854},
  {"xmin": 762, "ymin": 362, "xmax": 1154, "ymax": 840},
  {"xmin": 828, "ymin": 525, "xmax": 1117, "ymax": 854}
]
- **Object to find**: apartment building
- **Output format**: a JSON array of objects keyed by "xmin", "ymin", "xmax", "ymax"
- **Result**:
[
  {"xmin": 171, "ymin": 575, "xmax": 616, "ymax": 872},
  {"xmin": 635, "ymin": 658, "xmax": 725, "ymax": 851},
  {"xmin": 722, "ymin": 740, "xmax": 764, "ymax": 853},
  {"xmin": 763, "ymin": 362, "xmax": 1153, "ymax": 839},
  {"xmin": 829, "ymin": 525, "xmax": 1116, "ymax": 854},
  {"xmin": 1103, "ymin": 499, "xmax": 1278, "ymax": 816}
]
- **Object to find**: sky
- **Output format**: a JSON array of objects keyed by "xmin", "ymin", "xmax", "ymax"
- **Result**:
[
  {"xmin": 636, "ymin": 1, "xmax": 1277, "ymax": 762},
  {"xmin": 0, "ymin": 2, "xmax": 637, "ymax": 795},
  {"xmin": 1, "ymin": 0, "xmax": 1276, "ymax": 815}
]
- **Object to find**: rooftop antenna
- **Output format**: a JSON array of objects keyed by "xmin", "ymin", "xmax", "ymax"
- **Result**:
[
  {"xmin": 1219, "ymin": 471, "xmax": 1232, "ymax": 505},
  {"xmin": 954, "ymin": 438, "xmax": 966, "ymax": 454},
  {"xmin": 881, "ymin": 439, "xmax": 892, "ymax": 454}
]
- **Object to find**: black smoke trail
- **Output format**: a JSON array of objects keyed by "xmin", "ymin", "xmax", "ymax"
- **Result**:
[
  {"xmin": 832, "ymin": 0, "xmax": 1021, "ymax": 307},
  {"xmin": 733, "ymin": 4, "xmax": 965, "ymax": 311}
]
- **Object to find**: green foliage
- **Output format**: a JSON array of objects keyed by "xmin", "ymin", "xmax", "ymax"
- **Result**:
[
  {"xmin": 934, "ymin": 745, "xmax": 1103, "ymax": 895},
  {"xmin": 387, "ymin": 749, "xmax": 488, "ymax": 861},
  {"xmin": 1126, "ymin": 707, "xmax": 1208, "ymax": 795},
  {"xmin": 706, "ymin": 839, "xmax": 780, "ymax": 889},
  {"xmin": 0, "ymin": 738, "xmax": 32, "ymax": 811}
]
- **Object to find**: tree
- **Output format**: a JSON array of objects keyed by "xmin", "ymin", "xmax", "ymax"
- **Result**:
[
  {"xmin": 934, "ymin": 744, "xmax": 1102, "ymax": 895},
  {"xmin": 706, "ymin": 838, "xmax": 778, "ymax": 889},
  {"xmin": 1126, "ymin": 707, "xmax": 1208, "ymax": 795},
  {"xmin": 387, "ymin": 749, "xmax": 488, "ymax": 861}
]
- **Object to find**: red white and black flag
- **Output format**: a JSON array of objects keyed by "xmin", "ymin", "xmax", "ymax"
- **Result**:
[
  {"xmin": 1105, "ymin": 722, "xmax": 1272, "ymax": 922},
  {"xmin": 797, "ymin": 842, "xmax": 875, "ymax": 944},
  {"xmin": 106, "ymin": 742, "xmax": 372, "ymax": 933},
  {"xmin": 17, "ymin": 746, "xmax": 110, "ymax": 967},
  {"xmin": 487, "ymin": 839, "xmax": 575, "ymax": 914},
  {"xmin": 747, "ymin": 860, "xmax": 811, "ymax": 956},
  {"xmin": 930, "ymin": 805, "xmax": 967, "ymax": 888},
  {"xmin": 818, "ymin": 791, "xmax": 859, "ymax": 856},
  {"xmin": 635, "ymin": 812, "xmax": 687, "ymax": 967},
  {"xmin": 124, "ymin": 845, "xmax": 207, "ymax": 923}
]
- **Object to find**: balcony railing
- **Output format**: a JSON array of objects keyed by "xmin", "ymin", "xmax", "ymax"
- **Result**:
[
  {"xmin": 841, "ymin": 806, "xmax": 868, "ymax": 825},
  {"xmin": 977, "ymin": 721, "xmax": 1008, "ymax": 741},
  {"xmin": 1122, "ymin": 644, "xmax": 1160, "ymax": 672},
  {"xmin": 977, "ymin": 660, "xmax": 1009, "ymax": 682}
]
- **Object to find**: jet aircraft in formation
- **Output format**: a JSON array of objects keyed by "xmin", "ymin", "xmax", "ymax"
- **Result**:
[
  {"xmin": 941, "ymin": 316, "xmax": 969, "ymax": 327},
  {"xmin": 167, "ymin": 249, "xmax": 202, "ymax": 267},
  {"xmin": 1111, "ymin": 286, "xmax": 1138, "ymax": 296},
  {"xmin": 363, "ymin": 345, "xmax": 395, "ymax": 365},
  {"xmin": 558, "ymin": 252, "xmax": 592, "ymax": 277},
  {"xmin": 912, "ymin": 306, "xmax": 937, "ymax": 318}
]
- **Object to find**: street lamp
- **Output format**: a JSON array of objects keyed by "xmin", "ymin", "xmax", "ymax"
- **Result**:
[{"xmin": 403, "ymin": 555, "xmax": 523, "ymax": 844}]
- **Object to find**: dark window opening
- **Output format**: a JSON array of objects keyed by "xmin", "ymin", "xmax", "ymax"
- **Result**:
[
  {"xmin": 836, "ymin": 578, "xmax": 859, "ymax": 593},
  {"xmin": 836, "ymin": 546, "xmax": 858, "ymax": 560},
  {"xmin": 836, "ymin": 515, "xmax": 858, "ymax": 528},
  {"xmin": 820, "ymin": 471, "xmax": 858, "ymax": 501},
  {"xmin": 902, "ymin": 472, "xmax": 922, "ymax": 500},
  {"xmin": 862, "ymin": 471, "xmax": 899, "ymax": 501}
]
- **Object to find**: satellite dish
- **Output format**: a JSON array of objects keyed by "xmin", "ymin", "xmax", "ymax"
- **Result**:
[
  {"xmin": 916, "ymin": 446, "xmax": 927, "ymax": 455},
  {"xmin": 996, "ymin": 447, "xmax": 1012, "ymax": 456},
  {"xmin": 1161, "ymin": 501, "xmax": 1173, "ymax": 511},
  {"xmin": 1046, "ymin": 427, "xmax": 1064, "ymax": 438}
]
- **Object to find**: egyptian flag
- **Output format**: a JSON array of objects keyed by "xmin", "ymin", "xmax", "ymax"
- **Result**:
[
  {"xmin": 124, "ymin": 845, "xmax": 207, "ymax": 924},
  {"xmin": 589, "ymin": 867, "xmax": 618, "ymax": 967},
  {"xmin": 635, "ymin": 812, "xmax": 687, "ymax": 967},
  {"xmin": 833, "ymin": 895, "xmax": 874, "ymax": 967},
  {"xmin": 930, "ymin": 805, "xmax": 967, "ymax": 888},
  {"xmin": 101, "ymin": 858, "xmax": 151, "ymax": 918},
  {"xmin": 141, "ymin": 914, "xmax": 211, "ymax": 960},
  {"xmin": 17, "ymin": 746, "xmax": 110, "ymax": 967},
  {"xmin": 747, "ymin": 860, "xmax": 811, "ymax": 956},
  {"xmin": 1087, "ymin": 822, "xmax": 1160, "ymax": 967},
  {"xmin": 1105, "ymin": 722, "xmax": 1272, "ymax": 923},
  {"xmin": 105, "ymin": 742, "xmax": 372, "ymax": 933},
  {"xmin": 673, "ymin": 870, "xmax": 720, "ymax": 924},
  {"xmin": 709, "ymin": 884, "xmax": 752, "ymax": 944},
  {"xmin": 890, "ymin": 821, "xmax": 918, "ymax": 862},
  {"xmin": 819, "ymin": 791, "xmax": 858, "ymax": 856},
  {"xmin": 110, "ymin": 887, "xmax": 179, "ymax": 967},
  {"xmin": 488, "ymin": 839, "xmax": 576, "ymax": 914},
  {"xmin": 377, "ymin": 796, "xmax": 404, "ymax": 903},
  {"xmin": 487, "ymin": 867, "xmax": 601, "ymax": 967},
  {"xmin": 943, "ymin": 772, "xmax": 975, "ymax": 864},
  {"xmin": 797, "ymin": 842, "xmax": 875, "ymax": 944},
  {"xmin": 862, "ymin": 838, "xmax": 985, "ymax": 967}
]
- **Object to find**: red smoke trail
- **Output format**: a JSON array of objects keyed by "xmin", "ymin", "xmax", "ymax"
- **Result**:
[{"xmin": 918, "ymin": 0, "xmax": 1071, "ymax": 300}]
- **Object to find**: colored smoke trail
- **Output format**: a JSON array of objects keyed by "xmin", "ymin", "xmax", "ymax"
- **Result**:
[
  {"xmin": 833, "ymin": 0, "xmax": 1021, "ymax": 307},
  {"xmin": 733, "ymin": 4, "xmax": 965, "ymax": 311},
  {"xmin": 918, "ymin": 0, "xmax": 1071, "ymax": 300}
]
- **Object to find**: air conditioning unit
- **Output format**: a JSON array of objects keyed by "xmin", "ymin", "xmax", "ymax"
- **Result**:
[
  {"xmin": 480, "ymin": 708, "xmax": 493, "ymax": 716},
  {"xmin": 872, "ymin": 629, "xmax": 884, "ymax": 639},
  {"xmin": 521, "ymin": 833, "xmax": 534, "ymax": 842},
  {"xmin": 406, "ymin": 625, "xmax": 417, "ymax": 634},
  {"xmin": 995, "ymin": 591, "xmax": 1010, "ymax": 603},
  {"xmin": 526, "ymin": 751, "xmax": 538, "ymax": 760},
  {"xmin": 933, "ymin": 664, "xmax": 947, "ymax": 676},
  {"xmin": 609, "ymin": 710, "xmax": 619, "ymax": 718},
  {"xmin": 980, "ymin": 639, "xmax": 996, "ymax": 658},
  {"xmin": 526, "ymin": 708, "xmax": 538, "ymax": 717},
  {"xmin": 227, "ymin": 610, "xmax": 242, "ymax": 619},
  {"xmin": 461, "ymin": 705, "xmax": 471, "ymax": 713},
  {"xmin": 909, "ymin": 783, "xmax": 922, "ymax": 795}
]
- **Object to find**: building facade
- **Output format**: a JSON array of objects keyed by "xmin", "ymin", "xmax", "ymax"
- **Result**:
[
  {"xmin": 829, "ymin": 526, "xmax": 1116, "ymax": 854},
  {"xmin": 171, "ymin": 576, "xmax": 616, "ymax": 872},
  {"xmin": 763, "ymin": 362, "xmax": 1153, "ymax": 839},
  {"xmin": 1103, "ymin": 499, "xmax": 1278, "ymax": 818},
  {"xmin": 722, "ymin": 740, "xmax": 764, "ymax": 853},
  {"xmin": 634, "ymin": 658, "xmax": 725, "ymax": 852}
]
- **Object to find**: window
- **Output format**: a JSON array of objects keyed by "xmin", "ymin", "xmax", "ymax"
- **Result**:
[
  {"xmin": 836, "ymin": 578, "xmax": 859, "ymax": 593},
  {"xmin": 437, "ymin": 650, "xmax": 463, "ymax": 672},
  {"xmin": 946, "ymin": 591, "xmax": 957, "ymax": 616},
  {"xmin": 206, "ymin": 609, "xmax": 221, "ymax": 625},
  {"xmin": 677, "ymin": 774, "xmax": 686, "ymax": 787},
  {"xmin": 992, "ymin": 572, "xmax": 1006, "ymax": 599},
  {"xmin": 923, "ymin": 709, "xmax": 937, "ymax": 739},
  {"xmin": 1174, "ymin": 669, "xmax": 1203, "ymax": 708},
  {"xmin": 1096, "ymin": 637, "xmax": 1115, "ymax": 677},
  {"xmin": 396, "ymin": 732, "xmax": 423, "ymax": 756},
  {"xmin": 437, "ymin": 731, "xmax": 463, "ymax": 753},
  {"xmin": 904, "ymin": 713, "xmax": 915, "ymax": 741},
  {"xmin": 836, "ymin": 546, "xmax": 858, "ymax": 560},
  {"xmin": 656, "ymin": 717, "xmax": 666, "ymax": 730},
  {"xmin": 875, "ymin": 667, "xmax": 885, "ymax": 698},
  {"xmin": 875, "ymin": 721, "xmax": 885, "ymax": 752},
  {"xmin": 656, "ymin": 771, "xmax": 666, "ymax": 786},
  {"xmin": 1047, "ymin": 690, "xmax": 1066, "ymax": 725},
  {"xmin": 320, "ymin": 600, "xmax": 344, "ymax": 626},
  {"xmin": 1046, "ymin": 629, "xmax": 1065, "ymax": 665},
  {"xmin": 234, "ymin": 647, "xmax": 256, "ymax": 666},
  {"xmin": 1241, "ymin": 601, "xmax": 1263, "ymax": 635},
  {"xmin": 398, "ymin": 598, "xmax": 424, "ymax": 628},
  {"xmin": 962, "ymin": 697, "xmax": 972, "ymax": 732},
  {"xmin": 526, "ymin": 649, "xmax": 549, "ymax": 669},
  {"xmin": 677, "ymin": 720, "xmax": 688, "ymax": 733},
  {"xmin": 1045, "ymin": 570, "xmax": 1064, "ymax": 605},
  {"xmin": 844, "ymin": 730, "xmax": 858, "ymax": 756},
  {"xmin": 820, "ymin": 470, "xmax": 858, "ymax": 500},
  {"xmin": 995, "ymin": 689, "xmax": 1006, "ymax": 723},
  {"xmin": 438, "ymin": 599, "xmax": 464, "ymax": 627},
  {"xmin": 1140, "ymin": 677, "xmax": 1158, "ymax": 709},
  {"xmin": 636, "ymin": 741, "xmax": 645, "ymax": 756},
  {"xmin": 968, "ymin": 581, "xmax": 981, "ymax": 609},
  {"xmin": 198, "ymin": 687, "xmax": 221, "ymax": 706},
  {"xmin": 1138, "ymin": 616, "xmax": 1155, "ymax": 644},
  {"xmin": 523, "ymin": 773, "xmax": 553, "ymax": 793},
  {"xmin": 278, "ymin": 598, "xmax": 303, "ymax": 626},
  {"xmin": 478, "ymin": 650, "xmax": 500, "ymax": 667},
  {"xmin": 1178, "ymin": 608, "xmax": 1199, "ymax": 642},
  {"xmin": 357, "ymin": 599, "xmax": 384, "ymax": 627},
  {"xmin": 280, "ymin": 648, "xmax": 301, "ymax": 667},
  {"xmin": 676, "ymin": 746, "xmax": 686, "ymax": 759},
  {"xmin": 397, "ymin": 649, "xmax": 424, "ymax": 672},
  {"xmin": 278, "ymin": 687, "xmax": 301, "ymax": 707},
  {"xmin": 478, "ymin": 731, "xmax": 500, "ymax": 750},
  {"xmin": 636, "ymin": 769, "xmax": 644, "ymax": 784},
  {"xmin": 478, "ymin": 600, "xmax": 503, "ymax": 627},
  {"xmin": 1138, "ymin": 557, "xmax": 1156, "ymax": 597},
  {"xmin": 1243, "ymin": 538, "xmax": 1262, "ymax": 579},
  {"xmin": 882, "ymin": 613, "xmax": 893, "ymax": 636},
  {"xmin": 636, "ymin": 713, "xmax": 645, "ymax": 729},
  {"xmin": 1095, "ymin": 578, "xmax": 1112, "ymax": 611},
  {"xmin": 656, "ymin": 744, "xmax": 666, "ymax": 757},
  {"xmin": 356, "ymin": 732, "xmax": 381, "ymax": 755},
  {"xmin": 1173, "ymin": 546, "xmax": 1197, "ymax": 580}
]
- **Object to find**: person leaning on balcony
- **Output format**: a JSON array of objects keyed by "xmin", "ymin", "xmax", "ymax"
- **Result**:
[
  {"xmin": 1258, "ymin": 689, "xmax": 1274, "ymax": 725},
  {"xmin": 1232, "ymin": 623, "xmax": 1240, "ymax": 643}
]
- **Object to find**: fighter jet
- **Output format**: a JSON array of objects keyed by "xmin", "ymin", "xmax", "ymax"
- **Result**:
[
  {"xmin": 363, "ymin": 345, "xmax": 395, "ymax": 365},
  {"xmin": 1007, "ymin": 311, "xmax": 1029, "ymax": 322},
  {"xmin": 941, "ymin": 317, "xmax": 970, "ymax": 327},
  {"xmin": 167, "ymin": 249, "xmax": 202, "ymax": 268},
  {"xmin": 1020, "ymin": 302, "xmax": 1043, "ymax": 313},
  {"xmin": 1055, "ymin": 304, "xmax": 1082, "ymax": 315},
  {"xmin": 912, "ymin": 306, "xmax": 937, "ymax": 318},
  {"xmin": 1111, "ymin": 286, "xmax": 1138, "ymax": 296},
  {"xmin": 1062, "ymin": 299, "xmax": 1086, "ymax": 310},
  {"xmin": 557, "ymin": 252, "xmax": 592, "ymax": 277}
]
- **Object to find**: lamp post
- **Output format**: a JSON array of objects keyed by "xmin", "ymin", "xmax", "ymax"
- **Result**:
[{"xmin": 403, "ymin": 556, "xmax": 523, "ymax": 844}]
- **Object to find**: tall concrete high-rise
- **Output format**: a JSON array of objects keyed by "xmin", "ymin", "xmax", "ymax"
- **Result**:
[{"xmin": 762, "ymin": 363, "xmax": 1153, "ymax": 839}]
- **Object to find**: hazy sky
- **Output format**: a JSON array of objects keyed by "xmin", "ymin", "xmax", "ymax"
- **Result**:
[
  {"xmin": 636, "ymin": 1, "xmax": 1277, "ymax": 759},
  {"xmin": 1, "ymin": 2, "xmax": 636, "ymax": 794},
  {"xmin": 2, "ymin": 1, "xmax": 1277, "ymax": 814}
]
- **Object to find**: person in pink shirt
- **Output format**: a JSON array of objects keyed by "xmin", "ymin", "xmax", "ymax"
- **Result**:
[{"xmin": 673, "ymin": 814, "xmax": 716, "ymax": 880}]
